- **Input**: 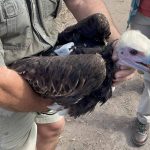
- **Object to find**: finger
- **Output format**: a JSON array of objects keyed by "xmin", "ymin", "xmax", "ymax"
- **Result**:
[
  {"xmin": 112, "ymin": 80, "xmax": 123, "ymax": 86},
  {"xmin": 38, "ymin": 100, "xmax": 54, "ymax": 112},
  {"xmin": 112, "ymin": 49, "xmax": 118, "ymax": 61},
  {"xmin": 113, "ymin": 77, "xmax": 129, "ymax": 86},
  {"xmin": 112, "ymin": 39, "xmax": 119, "ymax": 49},
  {"xmin": 115, "ymin": 69, "xmax": 136, "ymax": 79},
  {"xmin": 113, "ymin": 70, "xmax": 136, "ymax": 84},
  {"xmin": 44, "ymin": 99, "xmax": 54, "ymax": 105},
  {"xmin": 113, "ymin": 73, "xmax": 135, "ymax": 83},
  {"xmin": 112, "ymin": 40, "xmax": 119, "ymax": 61},
  {"xmin": 113, "ymin": 80, "xmax": 125, "ymax": 86},
  {"xmin": 119, "ymin": 65, "xmax": 134, "ymax": 70}
]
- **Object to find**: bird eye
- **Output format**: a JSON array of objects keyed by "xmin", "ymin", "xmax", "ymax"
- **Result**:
[{"xmin": 130, "ymin": 49, "xmax": 138, "ymax": 55}]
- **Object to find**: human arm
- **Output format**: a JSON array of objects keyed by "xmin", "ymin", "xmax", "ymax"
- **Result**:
[
  {"xmin": 64, "ymin": 0, "xmax": 136, "ymax": 84},
  {"xmin": 0, "ymin": 66, "xmax": 52, "ymax": 112},
  {"xmin": 64, "ymin": 0, "xmax": 120, "ymax": 42}
]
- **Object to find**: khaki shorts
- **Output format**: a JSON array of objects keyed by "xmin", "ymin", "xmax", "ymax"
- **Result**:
[{"xmin": 0, "ymin": 111, "xmax": 63, "ymax": 150}]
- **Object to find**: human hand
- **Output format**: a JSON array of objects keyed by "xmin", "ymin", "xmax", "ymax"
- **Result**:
[
  {"xmin": 18, "ymin": 95, "xmax": 54, "ymax": 113},
  {"xmin": 112, "ymin": 41, "xmax": 136, "ymax": 85}
]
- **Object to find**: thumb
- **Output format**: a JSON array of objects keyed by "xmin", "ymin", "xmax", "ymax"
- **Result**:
[
  {"xmin": 112, "ymin": 48, "xmax": 118, "ymax": 61},
  {"xmin": 112, "ymin": 40, "xmax": 119, "ymax": 61}
]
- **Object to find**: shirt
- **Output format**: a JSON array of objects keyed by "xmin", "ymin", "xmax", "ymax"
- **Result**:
[{"xmin": 0, "ymin": 0, "xmax": 62, "ymax": 66}]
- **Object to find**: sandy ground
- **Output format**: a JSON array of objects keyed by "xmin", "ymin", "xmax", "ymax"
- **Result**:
[{"xmin": 56, "ymin": 1, "xmax": 150, "ymax": 150}]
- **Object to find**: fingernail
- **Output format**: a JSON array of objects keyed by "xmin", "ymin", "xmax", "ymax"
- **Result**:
[{"xmin": 116, "ymin": 74, "xmax": 121, "ymax": 78}]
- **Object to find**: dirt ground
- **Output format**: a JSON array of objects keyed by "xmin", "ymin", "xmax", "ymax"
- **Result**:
[{"xmin": 56, "ymin": 1, "xmax": 150, "ymax": 150}]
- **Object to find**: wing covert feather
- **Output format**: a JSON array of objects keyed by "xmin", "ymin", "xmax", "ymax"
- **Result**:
[{"xmin": 10, "ymin": 54, "xmax": 106, "ymax": 105}]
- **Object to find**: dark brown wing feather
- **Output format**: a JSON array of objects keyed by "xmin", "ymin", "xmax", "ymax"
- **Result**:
[
  {"xmin": 10, "ymin": 54, "xmax": 106, "ymax": 107},
  {"xmin": 58, "ymin": 13, "xmax": 110, "ymax": 47},
  {"xmin": 68, "ymin": 44, "xmax": 115, "ymax": 117}
]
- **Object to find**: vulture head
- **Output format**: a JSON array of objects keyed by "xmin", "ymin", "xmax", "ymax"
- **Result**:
[{"xmin": 116, "ymin": 30, "xmax": 150, "ymax": 73}]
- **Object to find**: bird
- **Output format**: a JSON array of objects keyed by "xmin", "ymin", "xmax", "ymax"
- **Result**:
[
  {"xmin": 10, "ymin": 46, "xmax": 115, "ymax": 118},
  {"xmin": 116, "ymin": 30, "xmax": 150, "ymax": 73},
  {"xmin": 7, "ymin": 14, "xmax": 150, "ymax": 118},
  {"xmin": 8, "ymin": 13, "xmax": 115, "ymax": 118}
]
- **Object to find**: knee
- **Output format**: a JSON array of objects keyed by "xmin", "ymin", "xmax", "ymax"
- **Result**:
[{"xmin": 37, "ymin": 117, "xmax": 65, "ymax": 139}]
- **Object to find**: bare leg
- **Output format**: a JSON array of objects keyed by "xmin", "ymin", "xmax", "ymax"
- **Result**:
[{"xmin": 36, "ymin": 117, "xmax": 65, "ymax": 150}]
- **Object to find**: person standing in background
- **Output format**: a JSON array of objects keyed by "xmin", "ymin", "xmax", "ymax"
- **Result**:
[{"xmin": 127, "ymin": 0, "xmax": 150, "ymax": 147}]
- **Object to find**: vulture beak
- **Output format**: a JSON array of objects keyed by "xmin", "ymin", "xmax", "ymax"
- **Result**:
[{"xmin": 117, "ymin": 48, "xmax": 150, "ymax": 73}]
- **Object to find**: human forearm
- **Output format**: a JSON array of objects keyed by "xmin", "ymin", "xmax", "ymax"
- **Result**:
[
  {"xmin": 0, "ymin": 67, "xmax": 52, "ymax": 112},
  {"xmin": 64, "ymin": 0, "xmax": 120, "ymax": 41},
  {"xmin": 64, "ymin": 0, "xmax": 135, "ymax": 85}
]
